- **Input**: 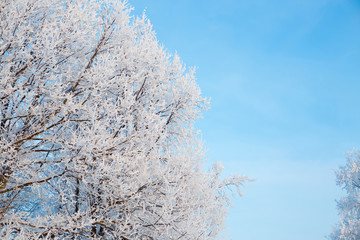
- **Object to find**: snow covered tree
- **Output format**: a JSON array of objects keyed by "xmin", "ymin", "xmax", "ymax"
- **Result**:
[
  {"xmin": 0, "ymin": 0, "xmax": 248, "ymax": 239},
  {"xmin": 330, "ymin": 151, "xmax": 360, "ymax": 240}
]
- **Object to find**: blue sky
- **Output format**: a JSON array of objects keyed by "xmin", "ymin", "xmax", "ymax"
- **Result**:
[{"xmin": 130, "ymin": 0, "xmax": 360, "ymax": 239}]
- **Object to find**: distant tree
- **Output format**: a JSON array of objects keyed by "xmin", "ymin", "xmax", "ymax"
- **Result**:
[
  {"xmin": 330, "ymin": 151, "xmax": 360, "ymax": 240},
  {"xmin": 0, "ymin": 0, "xmax": 248, "ymax": 239}
]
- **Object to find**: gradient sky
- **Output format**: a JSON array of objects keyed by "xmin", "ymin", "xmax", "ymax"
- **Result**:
[{"xmin": 130, "ymin": 1, "xmax": 360, "ymax": 239}]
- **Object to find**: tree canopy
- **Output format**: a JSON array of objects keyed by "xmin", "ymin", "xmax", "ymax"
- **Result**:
[
  {"xmin": 331, "ymin": 151, "xmax": 360, "ymax": 240},
  {"xmin": 0, "ymin": 0, "xmax": 248, "ymax": 239}
]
